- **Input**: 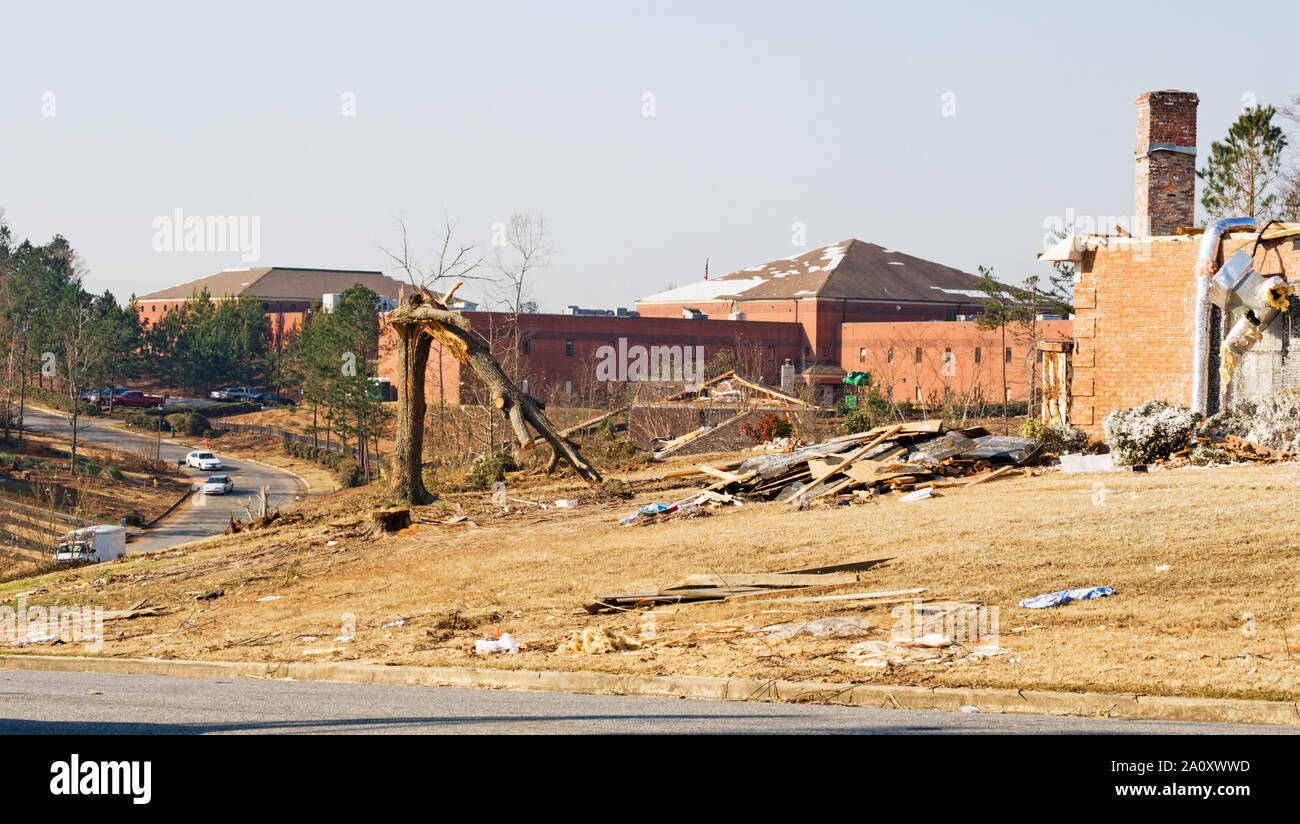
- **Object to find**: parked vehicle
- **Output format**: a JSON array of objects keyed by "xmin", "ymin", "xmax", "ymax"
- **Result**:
[
  {"xmin": 81, "ymin": 387, "xmax": 130, "ymax": 404},
  {"xmin": 202, "ymin": 474, "xmax": 234, "ymax": 495},
  {"xmin": 185, "ymin": 450, "xmax": 223, "ymax": 470},
  {"xmin": 54, "ymin": 525, "xmax": 127, "ymax": 563},
  {"xmin": 113, "ymin": 390, "xmax": 164, "ymax": 408},
  {"xmin": 211, "ymin": 387, "xmax": 261, "ymax": 402}
]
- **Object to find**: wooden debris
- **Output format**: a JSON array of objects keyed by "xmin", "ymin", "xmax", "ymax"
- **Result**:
[
  {"xmin": 586, "ymin": 559, "xmax": 896, "ymax": 613},
  {"xmin": 633, "ymin": 420, "xmax": 1041, "ymax": 522}
]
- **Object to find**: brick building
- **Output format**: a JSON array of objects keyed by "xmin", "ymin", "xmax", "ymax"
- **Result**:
[
  {"xmin": 137, "ymin": 266, "xmax": 407, "ymax": 346},
  {"xmin": 378, "ymin": 311, "xmax": 806, "ymax": 407},
  {"xmin": 1043, "ymin": 90, "xmax": 1300, "ymax": 435},
  {"xmin": 635, "ymin": 238, "xmax": 992, "ymax": 375},
  {"xmin": 381, "ymin": 240, "xmax": 1071, "ymax": 409},
  {"xmin": 840, "ymin": 319, "xmax": 1072, "ymax": 406}
]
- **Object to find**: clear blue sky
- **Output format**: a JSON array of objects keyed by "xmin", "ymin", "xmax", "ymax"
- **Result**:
[{"xmin": 3, "ymin": 0, "xmax": 1298, "ymax": 309}]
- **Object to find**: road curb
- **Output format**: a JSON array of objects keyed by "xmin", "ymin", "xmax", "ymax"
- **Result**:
[
  {"xmin": 144, "ymin": 488, "xmax": 195, "ymax": 529},
  {"xmin": 2, "ymin": 653, "xmax": 1297, "ymax": 726}
]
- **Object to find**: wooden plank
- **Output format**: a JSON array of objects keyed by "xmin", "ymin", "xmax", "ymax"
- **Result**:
[
  {"xmin": 782, "ymin": 558, "xmax": 891, "ymax": 575},
  {"xmin": 792, "ymin": 425, "xmax": 901, "ymax": 506},
  {"xmin": 698, "ymin": 465, "xmax": 746, "ymax": 483},
  {"xmin": 963, "ymin": 465, "xmax": 1014, "ymax": 487},
  {"xmin": 759, "ymin": 587, "xmax": 926, "ymax": 604},
  {"xmin": 670, "ymin": 572, "xmax": 862, "ymax": 588},
  {"xmin": 804, "ymin": 474, "xmax": 859, "ymax": 503}
]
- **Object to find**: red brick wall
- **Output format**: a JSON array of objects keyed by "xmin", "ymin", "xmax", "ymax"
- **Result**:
[
  {"xmin": 636, "ymin": 297, "xmax": 977, "ymax": 364},
  {"xmin": 378, "ymin": 312, "xmax": 806, "ymax": 406},
  {"xmin": 1072, "ymin": 233, "xmax": 1300, "ymax": 436},
  {"xmin": 839, "ymin": 320, "xmax": 1072, "ymax": 405},
  {"xmin": 137, "ymin": 299, "xmax": 308, "ymax": 347}
]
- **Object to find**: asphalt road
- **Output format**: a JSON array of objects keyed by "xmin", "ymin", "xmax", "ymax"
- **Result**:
[
  {"xmin": 22, "ymin": 407, "xmax": 305, "ymax": 554},
  {"xmin": 0, "ymin": 669, "xmax": 1290, "ymax": 734}
]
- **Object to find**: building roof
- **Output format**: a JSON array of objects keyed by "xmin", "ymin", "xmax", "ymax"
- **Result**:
[
  {"xmin": 637, "ymin": 239, "xmax": 992, "ymax": 306},
  {"xmin": 139, "ymin": 267, "xmax": 410, "ymax": 302}
]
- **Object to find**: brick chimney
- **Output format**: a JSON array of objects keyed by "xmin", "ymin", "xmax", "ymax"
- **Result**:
[{"xmin": 1134, "ymin": 90, "xmax": 1198, "ymax": 236}]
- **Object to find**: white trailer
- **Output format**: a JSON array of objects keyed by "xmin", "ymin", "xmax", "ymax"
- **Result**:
[{"xmin": 55, "ymin": 525, "xmax": 127, "ymax": 563}]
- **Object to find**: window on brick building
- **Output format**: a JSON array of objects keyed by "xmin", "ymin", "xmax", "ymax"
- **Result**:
[
  {"xmin": 859, "ymin": 347, "xmax": 866, "ymax": 363},
  {"xmin": 821, "ymin": 346, "xmax": 829, "ymax": 359},
  {"xmin": 975, "ymin": 347, "xmax": 982, "ymax": 364},
  {"xmin": 1005, "ymin": 347, "xmax": 1012, "ymax": 363},
  {"xmin": 565, "ymin": 340, "xmax": 574, "ymax": 357},
  {"xmin": 887, "ymin": 347, "xmax": 894, "ymax": 364},
  {"xmin": 522, "ymin": 339, "xmax": 530, "ymax": 355},
  {"xmin": 915, "ymin": 347, "xmax": 922, "ymax": 364}
]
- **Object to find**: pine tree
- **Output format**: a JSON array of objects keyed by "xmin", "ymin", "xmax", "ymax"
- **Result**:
[{"xmin": 1198, "ymin": 105, "xmax": 1288, "ymax": 219}]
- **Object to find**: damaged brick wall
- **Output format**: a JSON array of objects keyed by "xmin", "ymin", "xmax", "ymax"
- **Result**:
[{"xmin": 1074, "ymin": 234, "xmax": 1300, "ymax": 436}]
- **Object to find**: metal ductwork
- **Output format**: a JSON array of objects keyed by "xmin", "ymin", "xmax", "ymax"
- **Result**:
[{"xmin": 1190, "ymin": 217, "xmax": 1293, "ymax": 415}]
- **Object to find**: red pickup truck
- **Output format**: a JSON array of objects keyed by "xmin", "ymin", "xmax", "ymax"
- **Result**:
[{"xmin": 112, "ymin": 390, "xmax": 165, "ymax": 409}]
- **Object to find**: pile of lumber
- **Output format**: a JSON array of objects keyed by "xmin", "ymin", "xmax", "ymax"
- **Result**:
[
  {"xmin": 586, "ymin": 558, "xmax": 928, "ymax": 613},
  {"xmin": 1185, "ymin": 434, "xmax": 1297, "ymax": 465},
  {"xmin": 657, "ymin": 420, "xmax": 1042, "ymax": 509}
]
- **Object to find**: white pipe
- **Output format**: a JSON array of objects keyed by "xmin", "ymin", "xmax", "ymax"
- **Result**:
[{"xmin": 1191, "ymin": 217, "xmax": 1257, "ymax": 415}]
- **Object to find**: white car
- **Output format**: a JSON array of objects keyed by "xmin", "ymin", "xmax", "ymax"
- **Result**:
[
  {"xmin": 202, "ymin": 474, "xmax": 234, "ymax": 495},
  {"xmin": 185, "ymin": 450, "xmax": 223, "ymax": 471}
]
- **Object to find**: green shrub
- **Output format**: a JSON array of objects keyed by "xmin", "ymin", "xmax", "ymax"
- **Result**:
[
  {"xmin": 337, "ymin": 459, "xmax": 363, "ymax": 488},
  {"xmin": 466, "ymin": 452, "xmax": 519, "ymax": 488},
  {"xmin": 164, "ymin": 412, "xmax": 211, "ymax": 437},
  {"xmin": 1102, "ymin": 401, "xmax": 1199, "ymax": 465},
  {"xmin": 1019, "ymin": 418, "xmax": 1088, "ymax": 455},
  {"xmin": 840, "ymin": 388, "xmax": 897, "ymax": 434},
  {"xmin": 100, "ymin": 464, "xmax": 125, "ymax": 481}
]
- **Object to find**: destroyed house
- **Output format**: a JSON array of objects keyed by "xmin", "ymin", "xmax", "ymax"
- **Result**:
[{"xmin": 1042, "ymin": 90, "xmax": 1300, "ymax": 435}]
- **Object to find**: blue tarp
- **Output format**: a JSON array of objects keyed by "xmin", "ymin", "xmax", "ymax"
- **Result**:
[{"xmin": 1018, "ymin": 586, "xmax": 1115, "ymax": 609}]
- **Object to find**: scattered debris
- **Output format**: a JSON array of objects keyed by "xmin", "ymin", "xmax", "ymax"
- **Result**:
[
  {"xmin": 641, "ymin": 420, "xmax": 1040, "ymax": 518},
  {"xmin": 748, "ymin": 615, "xmax": 874, "ymax": 640},
  {"xmin": 556, "ymin": 627, "xmax": 642, "ymax": 654},
  {"xmin": 960, "ymin": 705, "xmax": 981, "ymax": 713},
  {"xmin": 195, "ymin": 589, "xmax": 224, "ymax": 601},
  {"xmin": 475, "ymin": 632, "xmax": 520, "ymax": 654},
  {"xmin": 1019, "ymin": 586, "xmax": 1115, "ymax": 609},
  {"xmin": 554, "ymin": 499, "xmax": 579, "ymax": 508},
  {"xmin": 381, "ymin": 619, "xmax": 408, "ymax": 628}
]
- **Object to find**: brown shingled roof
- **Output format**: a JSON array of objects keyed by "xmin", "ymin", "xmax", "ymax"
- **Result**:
[
  {"xmin": 139, "ymin": 267, "xmax": 409, "ymax": 302},
  {"xmin": 638, "ymin": 239, "xmax": 993, "ymax": 305}
]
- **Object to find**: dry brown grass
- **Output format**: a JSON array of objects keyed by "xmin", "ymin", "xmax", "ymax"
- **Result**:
[{"xmin": 6, "ymin": 456, "xmax": 1300, "ymax": 702}]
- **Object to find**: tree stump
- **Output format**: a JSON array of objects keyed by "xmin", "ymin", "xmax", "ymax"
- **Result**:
[{"xmin": 369, "ymin": 507, "xmax": 411, "ymax": 536}]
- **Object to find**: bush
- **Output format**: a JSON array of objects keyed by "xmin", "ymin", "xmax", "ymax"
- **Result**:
[
  {"xmin": 1203, "ymin": 388, "xmax": 1300, "ymax": 453},
  {"xmin": 1019, "ymin": 418, "xmax": 1087, "ymax": 455},
  {"xmin": 164, "ymin": 412, "xmax": 211, "ymax": 436},
  {"xmin": 1102, "ymin": 401, "xmax": 1199, "ymax": 465},
  {"xmin": 100, "ymin": 464, "xmax": 125, "ymax": 481},
  {"xmin": 337, "ymin": 459, "xmax": 363, "ymax": 488},
  {"xmin": 466, "ymin": 452, "xmax": 519, "ymax": 488},
  {"xmin": 741, "ymin": 412, "xmax": 793, "ymax": 444},
  {"xmin": 840, "ymin": 388, "xmax": 900, "ymax": 434}
]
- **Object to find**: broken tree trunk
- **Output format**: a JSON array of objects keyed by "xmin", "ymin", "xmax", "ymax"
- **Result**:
[
  {"xmin": 391, "ymin": 323, "xmax": 435, "ymax": 505},
  {"xmin": 387, "ymin": 286, "xmax": 601, "ymax": 501}
]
